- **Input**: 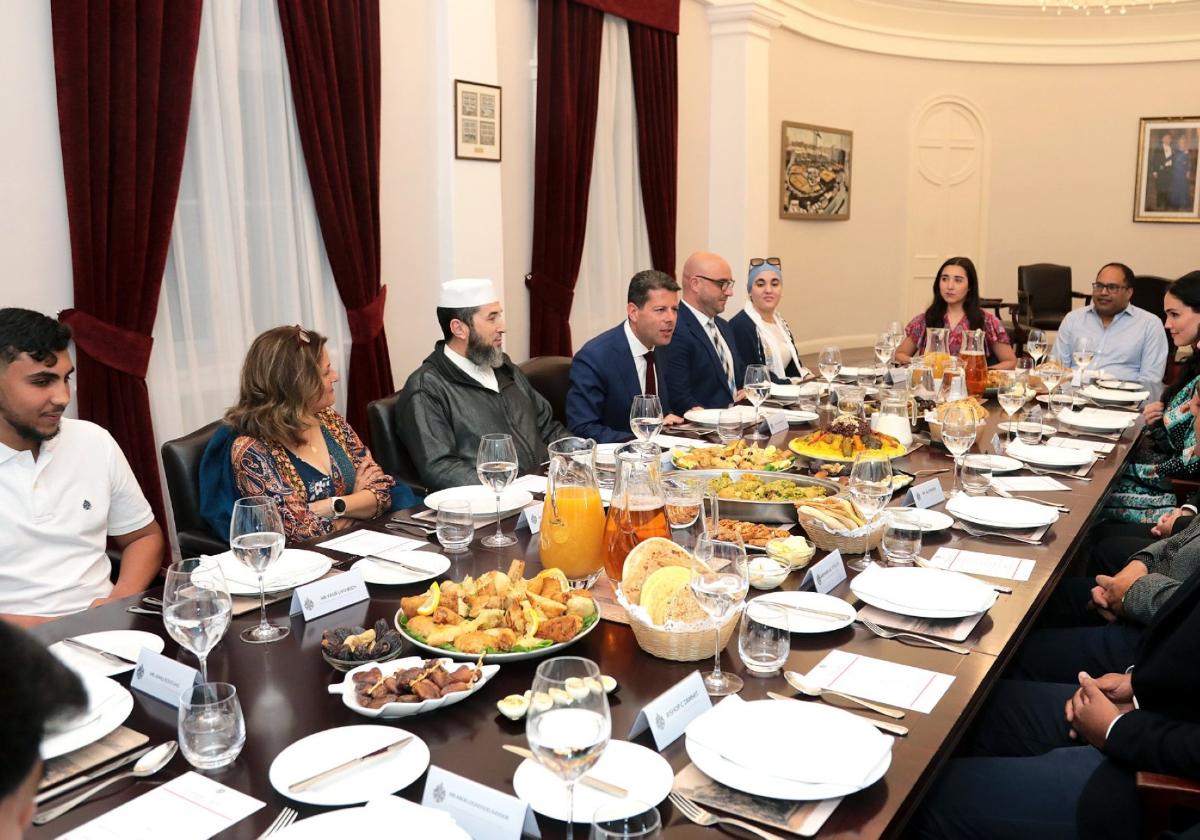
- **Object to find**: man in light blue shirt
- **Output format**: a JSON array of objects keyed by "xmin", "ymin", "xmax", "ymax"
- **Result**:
[{"xmin": 1052, "ymin": 262, "xmax": 1168, "ymax": 398}]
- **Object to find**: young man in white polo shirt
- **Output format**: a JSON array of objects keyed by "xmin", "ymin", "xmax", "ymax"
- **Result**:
[{"xmin": 0, "ymin": 308, "xmax": 163, "ymax": 626}]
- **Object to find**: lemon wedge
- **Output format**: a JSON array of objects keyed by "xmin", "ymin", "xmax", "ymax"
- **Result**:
[
  {"xmin": 535, "ymin": 567, "xmax": 571, "ymax": 592},
  {"xmin": 416, "ymin": 581, "xmax": 441, "ymax": 616},
  {"xmin": 522, "ymin": 602, "xmax": 541, "ymax": 637}
]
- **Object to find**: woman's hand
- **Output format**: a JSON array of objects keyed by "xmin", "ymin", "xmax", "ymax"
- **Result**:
[
  {"xmin": 1152, "ymin": 507, "xmax": 1185, "ymax": 537},
  {"xmin": 1143, "ymin": 400, "xmax": 1165, "ymax": 424},
  {"xmin": 354, "ymin": 460, "xmax": 384, "ymax": 493}
]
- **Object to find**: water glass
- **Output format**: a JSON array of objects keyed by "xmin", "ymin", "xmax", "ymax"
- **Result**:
[
  {"xmin": 629, "ymin": 394, "xmax": 664, "ymax": 452},
  {"xmin": 477, "ymin": 433, "xmax": 519, "ymax": 548},
  {"xmin": 960, "ymin": 454, "xmax": 993, "ymax": 496},
  {"xmin": 738, "ymin": 601, "xmax": 789, "ymax": 677},
  {"xmin": 796, "ymin": 389, "xmax": 819, "ymax": 415},
  {"xmin": 436, "ymin": 499, "xmax": 475, "ymax": 553},
  {"xmin": 229, "ymin": 496, "xmax": 287, "ymax": 644},
  {"xmin": 178, "ymin": 682, "xmax": 245, "ymax": 771},
  {"xmin": 591, "ymin": 802, "xmax": 662, "ymax": 839},
  {"xmin": 838, "ymin": 385, "xmax": 866, "ymax": 417},
  {"xmin": 716, "ymin": 409, "xmax": 742, "ymax": 444},
  {"xmin": 1017, "ymin": 406, "xmax": 1045, "ymax": 445},
  {"xmin": 847, "ymin": 453, "xmax": 893, "ymax": 572},
  {"xmin": 162, "ymin": 558, "xmax": 232, "ymax": 682},
  {"xmin": 663, "ymin": 476, "xmax": 702, "ymax": 529},
  {"xmin": 744, "ymin": 365, "xmax": 771, "ymax": 440},
  {"xmin": 881, "ymin": 511, "xmax": 922, "ymax": 566},
  {"xmin": 691, "ymin": 534, "xmax": 749, "ymax": 696}
]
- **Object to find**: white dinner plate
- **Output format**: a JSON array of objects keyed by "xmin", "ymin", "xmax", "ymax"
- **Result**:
[
  {"xmin": 41, "ymin": 673, "xmax": 134, "ymax": 759},
  {"xmin": 327, "ymin": 656, "xmax": 500, "ymax": 719},
  {"xmin": 513, "ymin": 739, "xmax": 673, "ymax": 823},
  {"xmin": 971, "ymin": 454, "xmax": 1023, "ymax": 474},
  {"xmin": 1098, "ymin": 379, "xmax": 1144, "ymax": 391},
  {"xmin": 272, "ymin": 801, "xmax": 470, "ymax": 840},
  {"xmin": 770, "ymin": 383, "xmax": 801, "ymax": 400},
  {"xmin": 946, "ymin": 494, "xmax": 1059, "ymax": 529},
  {"xmin": 269, "ymin": 725, "xmax": 431, "ymax": 806},
  {"xmin": 1035, "ymin": 394, "xmax": 1087, "ymax": 408},
  {"xmin": 423, "ymin": 485, "xmax": 535, "ymax": 519},
  {"xmin": 49, "ymin": 630, "xmax": 164, "ymax": 678},
  {"xmin": 684, "ymin": 406, "xmax": 759, "ymax": 426},
  {"xmin": 997, "ymin": 421, "xmax": 1057, "ymax": 438},
  {"xmin": 837, "ymin": 366, "xmax": 886, "ymax": 379},
  {"xmin": 205, "ymin": 548, "xmax": 332, "ymax": 596},
  {"xmin": 1057, "ymin": 408, "xmax": 1137, "ymax": 433},
  {"xmin": 750, "ymin": 591, "xmax": 856, "ymax": 634},
  {"xmin": 850, "ymin": 564, "xmax": 998, "ymax": 619},
  {"xmin": 351, "ymin": 552, "xmax": 451, "ymax": 586},
  {"xmin": 762, "ymin": 408, "xmax": 819, "ymax": 425},
  {"xmin": 1005, "ymin": 440, "xmax": 1094, "ymax": 468},
  {"xmin": 685, "ymin": 698, "xmax": 892, "ymax": 800},
  {"xmin": 1081, "ymin": 384, "xmax": 1150, "ymax": 404},
  {"xmin": 887, "ymin": 507, "xmax": 954, "ymax": 532}
]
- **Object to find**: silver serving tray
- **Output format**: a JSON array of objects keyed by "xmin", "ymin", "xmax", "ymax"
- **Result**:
[{"xmin": 665, "ymin": 469, "xmax": 840, "ymax": 525}]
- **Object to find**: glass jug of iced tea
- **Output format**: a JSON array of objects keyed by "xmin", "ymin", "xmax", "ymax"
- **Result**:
[
  {"xmin": 961, "ymin": 329, "xmax": 988, "ymax": 397},
  {"xmin": 602, "ymin": 444, "xmax": 670, "ymax": 582}
]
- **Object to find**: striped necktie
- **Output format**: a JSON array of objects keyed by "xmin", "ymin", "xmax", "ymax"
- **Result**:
[{"xmin": 706, "ymin": 320, "xmax": 735, "ymax": 397}]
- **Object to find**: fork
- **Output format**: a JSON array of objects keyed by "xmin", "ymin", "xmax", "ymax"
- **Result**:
[
  {"xmin": 1058, "ymin": 426, "xmax": 1122, "ymax": 443},
  {"xmin": 951, "ymin": 521, "xmax": 1044, "ymax": 545},
  {"xmin": 989, "ymin": 485, "xmax": 1069, "ymax": 512},
  {"xmin": 668, "ymin": 792, "xmax": 785, "ymax": 840},
  {"xmin": 1028, "ymin": 466, "xmax": 1093, "ymax": 482},
  {"xmin": 857, "ymin": 617, "xmax": 971, "ymax": 655},
  {"xmin": 256, "ymin": 807, "xmax": 298, "ymax": 838}
]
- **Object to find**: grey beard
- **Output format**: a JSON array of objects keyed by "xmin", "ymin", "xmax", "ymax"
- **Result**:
[{"xmin": 466, "ymin": 333, "xmax": 504, "ymax": 368}]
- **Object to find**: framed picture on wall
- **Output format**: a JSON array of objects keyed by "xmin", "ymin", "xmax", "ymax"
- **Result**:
[
  {"xmin": 780, "ymin": 121, "xmax": 852, "ymax": 221},
  {"xmin": 455, "ymin": 79, "xmax": 501, "ymax": 161},
  {"xmin": 1133, "ymin": 116, "xmax": 1199, "ymax": 223}
]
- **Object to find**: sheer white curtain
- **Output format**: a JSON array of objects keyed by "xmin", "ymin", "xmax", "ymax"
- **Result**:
[{"xmin": 569, "ymin": 15, "xmax": 652, "ymax": 348}]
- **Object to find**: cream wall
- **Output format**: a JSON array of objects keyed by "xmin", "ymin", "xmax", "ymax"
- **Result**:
[
  {"xmin": 676, "ymin": 0, "xmax": 713, "ymax": 265},
  {"xmin": 768, "ymin": 31, "xmax": 1200, "ymax": 347}
]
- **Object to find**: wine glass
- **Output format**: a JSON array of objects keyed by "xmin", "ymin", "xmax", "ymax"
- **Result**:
[
  {"xmin": 690, "ymin": 533, "xmax": 749, "ymax": 696},
  {"xmin": 888, "ymin": 321, "xmax": 904, "ymax": 355},
  {"xmin": 817, "ymin": 346, "xmax": 842, "ymax": 405},
  {"xmin": 874, "ymin": 333, "xmax": 892, "ymax": 370},
  {"xmin": 629, "ymin": 394, "xmax": 664, "ymax": 453},
  {"xmin": 1037, "ymin": 362, "xmax": 1065, "ymax": 404},
  {"xmin": 229, "ymin": 496, "xmax": 287, "ymax": 644},
  {"xmin": 847, "ymin": 453, "xmax": 893, "ymax": 572},
  {"xmin": 1025, "ymin": 328, "xmax": 1048, "ymax": 365},
  {"xmin": 1072, "ymin": 336, "xmax": 1096, "ymax": 383},
  {"xmin": 995, "ymin": 371, "xmax": 1024, "ymax": 445},
  {"xmin": 526, "ymin": 657, "xmax": 611, "ymax": 839},
  {"xmin": 743, "ymin": 365, "xmax": 771, "ymax": 440},
  {"xmin": 162, "ymin": 558, "xmax": 232, "ymax": 681},
  {"xmin": 940, "ymin": 403, "xmax": 977, "ymax": 497},
  {"xmin": 477, "ymin": 433, "xmax": 519, "ymax": 548}
]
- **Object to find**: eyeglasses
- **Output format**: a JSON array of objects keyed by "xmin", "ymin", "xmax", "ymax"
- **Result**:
[
  {"xmin": 1092, "ymin": 282, "xmax": 1130, "ymax": 294},
  {"xmin": 695, "ymin": 275, "xmax": 735, "ymax": 292},
  {"xmin": 749, "ymin": 257, "xmax": 781, "ymax": 268}
]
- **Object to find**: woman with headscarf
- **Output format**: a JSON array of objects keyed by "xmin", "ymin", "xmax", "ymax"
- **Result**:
[{"xmin": 729, "ymin": 258, "xmax": 809, "ymax": 382}]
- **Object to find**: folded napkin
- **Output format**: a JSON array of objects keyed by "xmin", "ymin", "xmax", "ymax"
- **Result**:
[
  {"xmin": 1070, "ymin": 407, "xmax": 1137, "ymax": 426},
  {"xmin": 852, "ymin": 565, "xmax": 992, "ymax": 615},
  {"xmin": 362, "ymin": 796, "xmax": 469, "ymax": 837},
  {"xmin": 686, "ymin": 695, "xmax": 890, "ymax": 788}
]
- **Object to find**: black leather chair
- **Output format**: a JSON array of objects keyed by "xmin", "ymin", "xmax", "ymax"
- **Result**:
[
  {"xmin": 1017, "ymin": 264, "xmax": 1090, "ymax": 332},
  {"xmin": 367, "ymin": 392, "xmax": 427, "ymax": 492},
  {"xmin": 519, "ymin": 355, "xmax": 572, "ymax": 426},
  {"xmin": 1132, "ymin": 274, "xmax": 1172, "ymax": 323},
  {"xmin": 161, "ymin": 421, "xmax": 229, "ymax": 557}
]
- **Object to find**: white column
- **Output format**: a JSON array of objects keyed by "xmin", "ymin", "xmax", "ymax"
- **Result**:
[{"xmin": 703, "ymin": 0, "xmax": 781, "ymax": 305}]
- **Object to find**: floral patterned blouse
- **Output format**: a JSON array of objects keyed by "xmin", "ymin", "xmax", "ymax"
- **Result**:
[
  {"xmin": 904, "ymin": 311, "xmax": 1011, "ymax": 358},
  {"xmin": 230, "ymin": 408, "xmax": 393, "ymax": 541}
]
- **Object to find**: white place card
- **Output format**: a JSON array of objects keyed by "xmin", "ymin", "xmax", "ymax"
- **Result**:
[
  {"xmin": 289, "ymin": 568, "xmax": 369, "ymax": 620},
  {"xmin": 992, "ymin": 476, "xmax": 1069, "ymax": 492},
  {"xmin": 629, "ymin": 670, "xmax": 712, "ymax": 750},
  {"xmin": 316, "ymin": 529, "xmax": 425, "ymax": 556},
  {"xmin": 902, "ymin": 479, "xmax": 945, "ymax": 509},
  {"xmin": 806, "ymin": 650, "xmax": 954, "ymax": 714},
  {"xmin": 1046, "ymin": 436, "xmax": 1115, "ymax": 455},
  {"xmin": 928, "ymin": 547, "xmax": 1035, "ymax": 582},
  {"xmin": 800, "ymin": 550, "xmax": 847, "ymax": 594},
  {"xmin": 989, "ymin": 433, "xmax": 1002, "ymax": 455},
  {"xmin": 764, "ymin": 410, "xmax": 790, "ymax": 435},
  {"xmin": 887, "ymin": 367, "xmax": 908, "ymax": 385},
  {"xmin": 422, "ymin": 765, "xmax": 540, "ymax": 839},
  {"xmin": 1071, "ymin": 367, "xmax": 1083, "ymax": 387},
  {"xmin": 130, "ymin": 649, "xmax": 199, "ymax": 708},
  {"xmin": 60, "ymin": 771, "xmax": 264, "ymax": 840},
  {"xmin": 516, "ymin": 501, "xmax": 544, "ymax": 534}
]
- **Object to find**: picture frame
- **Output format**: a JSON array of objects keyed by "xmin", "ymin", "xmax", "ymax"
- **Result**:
[
  {"xmin": 1133, "ymin": 116, "xmax": 1199, "ymax": 223},
  {"xmin": 780, "ymin": 121, "xmax": 852, "ymax": 220},
  {"xmin": 454, "ymin": 79, "xmax": 502, "ymax": 162}
]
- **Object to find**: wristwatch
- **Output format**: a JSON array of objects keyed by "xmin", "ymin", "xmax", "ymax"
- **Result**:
[{"xmin": 331, "ymin": 497, "xmax": 347, "ymax": 520}]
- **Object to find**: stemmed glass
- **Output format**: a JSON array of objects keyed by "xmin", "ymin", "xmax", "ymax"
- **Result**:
[
  {"xmin": 229, "ymin": 496, "xmax": 288, "ymax": 644},
  {"xmin": 690, "ymin": 533, "xmax": 749, "ymax": 696},
  {"xmin": 874, "ymin": 333, "xmax": 892, "ymax": 378},
  {"xmin": 629, "ymin": 395, "xmax": 664, "ymax": 454},
  {"xmin": 817, "ymin": 346, "xmax": 842, "ymax": 406},
  {"xmin": 1038, "ymin": 362, "xmax": 1065, "ymax": 405},
  {"xmin": 996, "ymin": 371, "xmax": 1024, "ymax": 445},
  {"xmin": 887, "ymin": 321, "xmax": 904, "ymax": 361},
  {"xmin": 1025, "ymin": 329, "xmax": 1048, "ymax": 366},
  {"xmin": 743, "ymin": 365, "xmax": 771, "ymax": 440},
  {"xmin": 940, "ymin": 403, "xmax": 978, "ymax": 497},
  {"xmin": 846, "ymin": 453, "xmax": 893, "ymax": 572},
  {"xmin": 477, "ymin": 433, "xmax": 519, "ymax": 548},
  {"xmin": 1072, "ymin": 336, "xmax": 1096, "ymax": 383},
  {"xmin": 526, "ymin": 657, "xmax": 611, "ymax": 839},
  {"xmin": 162, "ymin": 557, "xmax": 232, "ymax": 681}
]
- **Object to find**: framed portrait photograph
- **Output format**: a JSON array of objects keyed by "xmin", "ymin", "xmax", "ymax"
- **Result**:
[
  {"xmin": 455, "ymin": 79, "xmax": 501, "ymax": 162},
  {"xmin": 780, "ymin": 121, "xmax": 852, "ymax": 220},
  {"xmin": 1133, "ymin": 116, "xmax": 1199, "ymax": 223}
]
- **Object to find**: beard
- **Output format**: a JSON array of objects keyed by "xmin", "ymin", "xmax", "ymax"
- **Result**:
[
  {"xmin": 465, "ymin": 329, "xmax": 504, "ymax": 369},
  {"xmin": 0, "ymin": 396, "xmax": 61, "ymax": 445}
]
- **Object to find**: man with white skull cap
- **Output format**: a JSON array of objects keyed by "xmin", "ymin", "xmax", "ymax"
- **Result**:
[{"xmin": 396, "ymin": 279, "xmax": 569, "ymax": 491}]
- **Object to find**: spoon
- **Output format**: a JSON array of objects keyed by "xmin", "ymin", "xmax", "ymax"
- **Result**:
[
  {"xmin": 783, "ymin": 671, "xmax": 906, "ymax": 719},
  {"xmin": 33, "ymin": 741, "xmax": 178, "ymax": 824}
]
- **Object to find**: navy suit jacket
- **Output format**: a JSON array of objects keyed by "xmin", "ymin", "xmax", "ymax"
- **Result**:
[
  {"xmin": 665, "ymin": 305, "xmax": 744, "ymax": 411},
  {"xmin": 566, "ymin": 324, "xmax": 670, "ymax": 443}
]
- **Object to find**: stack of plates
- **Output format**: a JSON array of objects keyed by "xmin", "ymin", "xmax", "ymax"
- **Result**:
[
  {"xmin": 850, "ymin": 565, "xmax": 997, "ymax": 619},
  {"xmin": 1005, "ymin": 440, "xmax": 1093, "ymax": 468},
  {"xmin": 1056, "ymin": 407, "xmax": 1137, "ymax": 434},
  {"xmin": 1097, "ymin": 378, "xmax": 1145, "ymax": 392},
  {"xmin": 685, "ymin": 696, "xmax": 892, "ymax": 800},
  {"xmin": 1080, "ymin": 384, "xmax": 1150, "ymax": 405},
  {"xmin": 946, "ymin": 494, "xmax": 1059, "ymax": 529},
  {"xmin": 423, "ymin": 486, "xmax": 534, "ymax": 519},
  {"xmin": 41, "ymin": 672, "xmax": 134, "ymax": 759},
  {"xmin": 204, "ymin": 548, "xmax": 332, "ymax": 596}
]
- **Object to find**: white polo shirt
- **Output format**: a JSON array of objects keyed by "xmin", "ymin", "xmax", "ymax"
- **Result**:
[{"xmin": 0, "ymin": 418, "xmax": 154, "ymax": 617}]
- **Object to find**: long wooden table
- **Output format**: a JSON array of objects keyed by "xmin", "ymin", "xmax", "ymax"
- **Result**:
[{"xmin": 28, "ymin": 383, "xmax": 1142, "ymax": 839}]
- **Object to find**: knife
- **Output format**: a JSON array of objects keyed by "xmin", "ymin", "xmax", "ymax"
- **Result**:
[
  {"xmin": 36, "ymin": 745, "xmax": 155, "ymax": 804},
  {"xmin": 288, "ymin": 736, "xmax": 412, "ymax": 793},
  {"xmin": 62, "ymin": 637, "xmax": 137, "ymax": 667},
  {"xmin": 766, "ymin": 692, "xmax": 908, "ymax": 737},
  {"xmin": 501, "ymin": 745, "xmax": 628, "ymax": 797},
  {"xmin": 362, "ymin": 555, "xmax": 438, "ymax": 576}
]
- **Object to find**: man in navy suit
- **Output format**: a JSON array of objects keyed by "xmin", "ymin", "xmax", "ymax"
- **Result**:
[
  {"xmin": 666, "ymin": 251, "xmax": 745, "ymax": 412},
  {"xmin": 566, "ymin": 270, "xmax": 684, "ymax": 443}
]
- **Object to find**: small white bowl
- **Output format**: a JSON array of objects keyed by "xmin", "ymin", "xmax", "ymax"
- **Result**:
[{"xmin": 748, "ymin": 556, "xmax": 790, "ymax": 590}]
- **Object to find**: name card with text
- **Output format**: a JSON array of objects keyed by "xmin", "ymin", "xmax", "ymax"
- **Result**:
[
  {"xmin": 990, "ymin": 433, "xmax": 1003, "ymax": 456},
  {"xmin": 516, "ymin": 502, "xmax": 544, "ymax": 535},
  {"xmin": 902, "ymin": 479, "xmax": 945, "ymax": 509},
  {"xmin": 764, "ymin": 411, "xmax": 790, "ymax": 436},
  {"xmin": 629, "ymin": 670, "xmax": 712, "ymax": 750},
  {"xmin": 800, "ymin": 549, "xmax": 847, "ymax": 594},
  {"xmin": 289, "ymin": 569, "xmax": 368, "ymax": 621},
  {"xmin": 130, "ymin": 649, "xmax": 200, "ymax": 708},
  {"xmin": 421, "ymin": 765, "xmax": 539, "ymax": 840}
]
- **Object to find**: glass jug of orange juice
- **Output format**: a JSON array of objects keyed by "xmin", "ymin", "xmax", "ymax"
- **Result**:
[
  {"xmin": 541, "ymin": 437, "xmax": 606, "ymax": 588},
  {"xmin": 602, "ymin": 444, "xmax": 671, "ymax": 582},
  {"xmin": 922, "ymin": 327, "xmax": 951, "ymax": 380}
]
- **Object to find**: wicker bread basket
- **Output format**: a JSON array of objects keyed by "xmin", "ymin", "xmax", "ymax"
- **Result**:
[
  {"xmin": 626, "ymin": 608, "xmax": 740, "ymax": 662},
  {"xmin": 795, "ymin": 503, "xmax": 886, "ymax": 553}
]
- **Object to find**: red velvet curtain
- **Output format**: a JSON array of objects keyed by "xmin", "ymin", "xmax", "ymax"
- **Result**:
[
  {"xmin": 628, "ymin": 22, "xmax": 678, "ymax": 276},
  {"xmin": 576, "ymin": 0, "xmax": 678, "ymax": 33},
  {"xmin": 527, "ymin": 0, "xmax": 604, "ymax": 357},
  {"xmin": 276, "ymin": 0, "xmax": 391, "ymax": 440},
  {"xmin": 51, "ymin": 0, "xmax": 204, "ymax": 529}
]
